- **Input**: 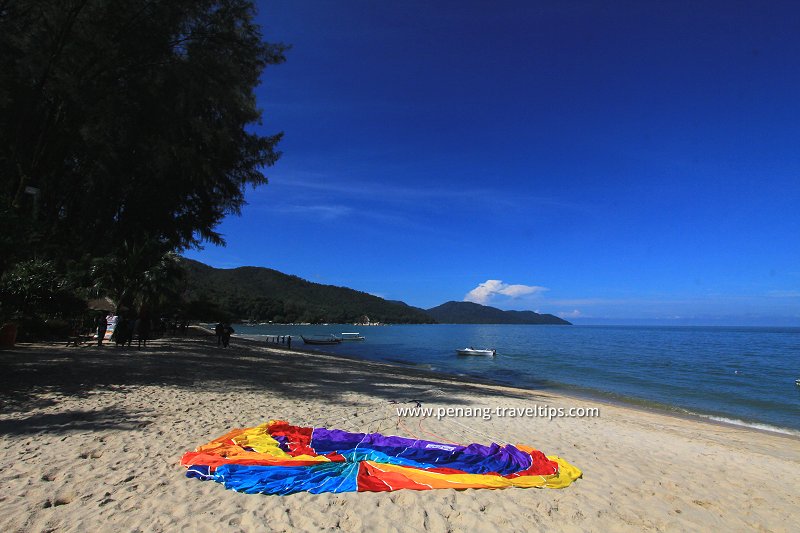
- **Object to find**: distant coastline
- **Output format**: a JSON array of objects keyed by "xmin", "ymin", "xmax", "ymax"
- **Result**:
[
  {"xmin": 426, "ymin": 301, "xmax": 570, "ymax": 325},
  {"xmin": 182, "ymin": 258, "xmax": 569, "ymax": 325}
]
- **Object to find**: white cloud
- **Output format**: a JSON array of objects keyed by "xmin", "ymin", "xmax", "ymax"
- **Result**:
[
  {"xmin": 558, "ymin": 309, "xmax": 582, "ymax": 318},
  {"xmin": 273, "ymin": 174, "xmax": 586, "ymax": 212},
  {"xmin": 464, "ymin": 280, "xmax": 548, "ymax": 305},
  {"xmin": 273, "ymin": 204, "xmax": 353, "ymax": 220}
]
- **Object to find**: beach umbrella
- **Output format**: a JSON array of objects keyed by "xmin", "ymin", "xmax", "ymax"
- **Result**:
[{"xmin": 87, "ymin": 297, "xmax": 116, "ymax": 312}]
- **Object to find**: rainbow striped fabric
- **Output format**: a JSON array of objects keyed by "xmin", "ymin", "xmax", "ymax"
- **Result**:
[{"xmin": 181, "ymin": 420, "xmax": 581, "ymax": 495}]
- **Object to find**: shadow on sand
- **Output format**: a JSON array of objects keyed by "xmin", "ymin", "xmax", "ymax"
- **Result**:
[
  {"xmin": 0, "ymin": 407, "xmax": 152, "ymax": 436},
  {"xmin": 0, "ymin": 333, "xmax": 547, "ymax": 435}
]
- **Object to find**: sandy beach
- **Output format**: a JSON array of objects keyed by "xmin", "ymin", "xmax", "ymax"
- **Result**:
[{"xmin": 1, "ymin": 332, "xmax": 798, "ymax": 532}]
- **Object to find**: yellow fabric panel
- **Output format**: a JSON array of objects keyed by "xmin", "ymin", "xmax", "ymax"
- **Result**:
[
  {"xmin": 514, "ymin": 444, "xmax": 583, "ymax": 488},
  {"xmin": 544, "ymin": 456, "xmax": 583, "ymax": 489},
  {"xmin": 232, "ymin": 423, "xmax": 289, "ymax": 456},
  {"xmin": 195, "ymin": 423, "xmax": 329, "ymax": 464}
]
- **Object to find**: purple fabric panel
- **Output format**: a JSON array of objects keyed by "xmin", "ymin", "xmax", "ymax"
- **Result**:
[
  {"xmin": 311, "ymin": 428, "xmax": 465, "ymax": 453},
  {"xmin": 310, "ymin": 428, "xmax": 531, "ymax": 475},
  {"xmin": 273, "ymin": 435, "xmax": 290, "ymax": 452}
]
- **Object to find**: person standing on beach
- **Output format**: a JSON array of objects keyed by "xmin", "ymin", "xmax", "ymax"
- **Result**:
[
  {"xmin": 96, "ymin": 312, "xmax": 108, "ymax": 346},
  {"xmin": 215, "ymin": 322, "xmax": 224, "ymax": 346},
  {"xmin": 222, "ymin": 323, "xmax": 234, "ymax": 348},
  {"xmin": 112, "ymin": 315, "xmax": 126, "ymax": 346},
  {"xmin": 136, "ymin": 310, "xmax": 151, "ymax": 350},
  {"xmin": 114, "ymin": 314, "xmax": 133, "ymax": 347}
]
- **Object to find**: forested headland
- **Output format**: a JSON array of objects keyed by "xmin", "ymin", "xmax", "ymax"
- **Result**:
[{"xmin": 182, "ymin": 259, "xmax": 435, "ymax": 324}]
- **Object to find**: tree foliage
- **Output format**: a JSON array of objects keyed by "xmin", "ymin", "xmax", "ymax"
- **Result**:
[
  {"xmin": 0, "ymin": 0, "xmax": 287, "ymax": 274},
  {"xmin": 426, "ymin": 301, "xmax": 571, "ymax": 325},
  {"xmin": 90, "ymin": 241, "xmax": 185, "ymax": 313},
  {"xmin": 182, "ymin": 259, "xmax": 437, "ymax": 324},
  {"xmin": 0, "ymin": 259, "xmax": 86, "ymax": 323}
]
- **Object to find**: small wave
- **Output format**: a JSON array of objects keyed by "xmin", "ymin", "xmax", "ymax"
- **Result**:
[
  {"xmin": 695, "ymin": 414, "xmax": 800, "ymax": 436},
  {"xmin": 385, "ymin": 358, "xmax": 419, "ymax": 366},
  {"xmin": 236, "ymin": 334, "xmax": 271, "ymax": 341}
]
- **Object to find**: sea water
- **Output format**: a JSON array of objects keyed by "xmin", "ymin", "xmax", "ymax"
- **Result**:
[{"xmin": 236, "ymin": 324, "xmax": 800, "ymax": 433}]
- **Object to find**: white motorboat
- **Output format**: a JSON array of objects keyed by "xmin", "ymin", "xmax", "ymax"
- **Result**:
[
  {"xmin": 456, "ymin": 348, "xmax": 496, "ymax": 357},
  {"xmin": 341, "ymin": 332, "xmax": 365, "ymax": 341}
]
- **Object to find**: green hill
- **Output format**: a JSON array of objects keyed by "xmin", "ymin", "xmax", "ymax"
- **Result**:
[
  {"xmin": 426, "ymin": 301, "xmax": 571, "ymax": 325},
  {"xmin": 181, "ymin": 259, "xmax": 435, "ymax": 324}
]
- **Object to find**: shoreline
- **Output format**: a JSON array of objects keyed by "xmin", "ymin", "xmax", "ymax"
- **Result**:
[
  {"xmin": 233, "ymin": 333, "xmax": 800, "ymax": 440},
  {"xmin": 2, "ymin": 334, "xmax": 798, "ymax": 532}
]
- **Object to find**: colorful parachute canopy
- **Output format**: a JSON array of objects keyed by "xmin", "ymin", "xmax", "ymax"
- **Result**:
[{"xmin": 181, "ymin": 420, "xmax": 581, "ymax": 495}]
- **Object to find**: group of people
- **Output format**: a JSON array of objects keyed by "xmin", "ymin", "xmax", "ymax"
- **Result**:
[
  {"xmin": 94, "ymin": 312, "xmax": 237, "ymax": 350},
  {"xmin": 214, "ymin": 322, "xmax": 235, "ymax": 348},
  {"xmin": 95, "ymin": 311, "xmax": 152, "ymax": 349}
]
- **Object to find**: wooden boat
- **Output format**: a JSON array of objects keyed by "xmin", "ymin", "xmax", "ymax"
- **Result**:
[
  {"xmin": 301, "ymin": 335, "xmax": 342, "ymax": 345},
  {"xmin": 340, "ymin": 332, "xmax": 365, "ymax": 341},
  {"xmin": 456, "ymin": 348, "xmax": 496, "ymax": 357}
]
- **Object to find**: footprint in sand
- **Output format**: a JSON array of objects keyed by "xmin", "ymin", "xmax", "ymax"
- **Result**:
[
  {"xmin": 390, "ymin": 491, "xmax": 417, "ymax": 508},
  {"xmin": 43, "ymin": 490, "xmax": 77, "ymax": 507},
  {"xmin": 57, "ymin": 492, "xmax": 77, "ymax": 506}
]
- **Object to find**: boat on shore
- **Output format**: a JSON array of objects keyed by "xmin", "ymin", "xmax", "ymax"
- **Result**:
[
  {"xmin": 340, "ymin": 332, "xmax": 365, "ymax": 341},
  {"xmin": 301, "ymin": 335, "xmax": 342, "ymax": 345},
  {"xmin": 456, "ymin": 348, "xmax": 496, "ymax": 357}
]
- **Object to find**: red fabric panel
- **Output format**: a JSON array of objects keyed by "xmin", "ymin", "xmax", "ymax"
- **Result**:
[
  {"xmin": 324, "ymin": 452, "xmax": 346, "ymax": 462},
  {"xmin": 180, "ymin": 451, "xmax": 334, "ymax": 472},
  {"xmin": 356, "ymin": 461, "xmax": 434, "ymax": 492},
  {"xmin": 424, "ymin": 466, "xmax": 470, "ymax": 475},
  {"xmin": 506, "ymin": 448, "xmax": 559, "ymax": 477},
  {"xmin": 267, "ymin": 421, "xmax": 316, "ymax": 456}
]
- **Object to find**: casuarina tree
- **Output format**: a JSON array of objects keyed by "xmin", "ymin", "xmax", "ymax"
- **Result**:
[{"xmin": 0, "ymin": 0, "xmax": 287, "ymax": 275}]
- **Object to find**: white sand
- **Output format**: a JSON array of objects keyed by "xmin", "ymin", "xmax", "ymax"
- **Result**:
[{"xmin": 1, "ymin": 334, "xmax": 798, "ymax": 532}]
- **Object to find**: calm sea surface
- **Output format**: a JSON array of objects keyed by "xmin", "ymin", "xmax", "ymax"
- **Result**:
[{"xmin": 235, "ymin": 324, "xmax": 800, "ymax": 433}]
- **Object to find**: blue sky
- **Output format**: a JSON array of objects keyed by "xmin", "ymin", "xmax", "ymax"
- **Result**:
[{"xmin": 184, "ymin": 0, "xmax": 800, "ymax": 325}]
